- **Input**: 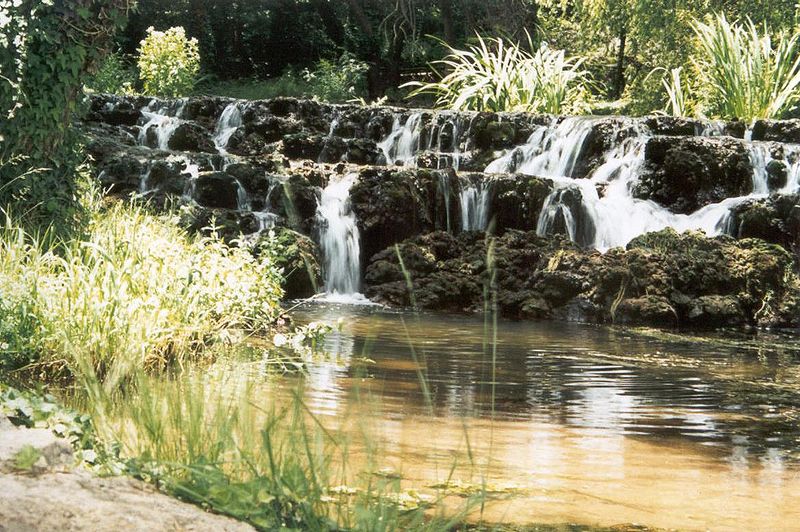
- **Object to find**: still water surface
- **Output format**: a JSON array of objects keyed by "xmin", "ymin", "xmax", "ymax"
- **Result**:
[{"xmin": 283, "ymin": 303, "xmax": 800, "ymax": 530}]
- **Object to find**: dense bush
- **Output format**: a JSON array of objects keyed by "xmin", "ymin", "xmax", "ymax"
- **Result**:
[
  {"xmin": 86, "ymin": 52, "xmax": 137, "ymax": 95},
  {"xmin": 202, "ymin": 54, "xmax": 369, "ymax": 103},
  {"xmin": 137, "ymin": 26, "xmax": 200, "ymax": 97}
]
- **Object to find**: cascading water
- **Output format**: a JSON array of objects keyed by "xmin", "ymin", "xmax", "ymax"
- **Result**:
[
  {"xmin": 482, "ymin": 116, "xmax": 800, "ymax": 251},
  {"xmin": 460, "ymin": 182, "xmax": 491, "ymax": 232},
  {"xmin": 485, "ymin": 117, "xmax": 594, "ymax": 177},
  {"xmin": 378, "ymin": 113, "xmax": 423, "ymax": 166},
  {"xmin": 138, "ymin": 99, "xmax": 186, "ymax": 150},
  {"xmin": 315, "ymin": 173, "xmax": 369, "ymax": 303},
  {"xmin": 214, "ymin": 103, "xmax": 242, "ymax": 153}
]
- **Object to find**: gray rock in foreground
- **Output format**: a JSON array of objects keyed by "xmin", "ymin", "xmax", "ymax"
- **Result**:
[{"xmin": 0, "ymin": 417, "xmax": 253, "ymax": 532}]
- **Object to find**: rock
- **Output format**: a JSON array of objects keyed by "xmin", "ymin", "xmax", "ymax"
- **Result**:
[
  {"xmin": 488, "ymin": 174, "xmax": 554, "ymax": 233},
  {"xmin": 350, "ymin": 168, "xmax": 439, "ymax": 263},
  {"xmin": 365, "ymin": 228, "xmax": 800, "ymax": 328},
  {"xmin": 0, "ymin": 423, "xmax": 73, "ymax": 475},
  {"xmin": 87, "ymin": 94, "xmax": 150, "ymax": 126},
  {"xmin": 635, "ymin": 136, "xmax": 753, "ymax": 213},
  {"xmin": 194, "ymin": 172, "xmax": 240, "ymax": 209},
  {"xmin": 615, "ymin": 295, "xmax": 678, "ymax": 327},
  {"xmin": 168, "ymin": 122, "xmax": 215, "ymax": 153},
  {"xmin": 751, "ymin": 119, "xmax": 800, "ymax": 143},
  {"xmin": 728, "ymin": 194, "xmax": 800, "ymax": 250},
  {"xmin": 687, "ymin": 295, "xmax": 745, "ymax": 327},
  {"xmin": 0, "ymin": 457, "xmax": 253, "ymax": 530},
  {"xmin": 260, "ymin": 228, "xmax": 323, "ymax": 299}
]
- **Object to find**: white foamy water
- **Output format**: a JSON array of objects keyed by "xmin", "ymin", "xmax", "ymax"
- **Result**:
[
  {"xmin": 315, "ymin": 173, "xmax": 366, "ymax": 299},
  {"xmin": 138, "ymin": 99, "xmax": 186, "ymax": 150},
  {"xmin": 214, "ymin": 102, "xmax": 242, "ymax": 154}
]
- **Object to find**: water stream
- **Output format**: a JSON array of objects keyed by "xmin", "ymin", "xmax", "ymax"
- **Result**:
[
  {"xmin": 279, "ymin": 303, "xmax": 800, "ymax": 530},
  {"xmin": 378, "ymin": 113, "xmax": 800, "ymax": 249}
]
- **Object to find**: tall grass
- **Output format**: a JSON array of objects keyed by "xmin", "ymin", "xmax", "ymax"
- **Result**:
[
  {"xmin": 405, "ymin": 35, "xmax": 590, "ymax": 114},
  {"xmin": 0, "ymin": 202, "xmax": 283, "ymax": 387},
  {"xmin": 693, "ymin": 14, "xmax": 800, "ymax": 121}
]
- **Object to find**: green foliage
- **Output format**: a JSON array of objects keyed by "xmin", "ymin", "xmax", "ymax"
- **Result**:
[
  {"xmin": 137, "ymin": 26, "xmax": 200, "ymax": 98},
  {"xmin": 0, "ymin": 203, "xmax": 283, "ymax": 386},
  {"xmin": 692, "ymin": 14, "xmax": 800, "ymax": 121},
  {"xmin": 12, "ymin": 445, "xmax": 42, "ymax": 472},
  {"xmin": 406, "ymin": 35, "xmax": 590, "ymax": 113},
  {"xmin": 300, "ymin": 53, "xmax": 369, "ymax": 102},
  {"xmin": 86, "ymin": 52, "xmax": 137, "ymax": 96},
  {"xmin": 649, "ymin": 67, "xmax": 694, "ymax": 117},
  {"xmin": 0, "ymin": 0, "xmax": 132, "ymax": 234},
  {"xmin": 202, "ymin": 54, "xmax": 369, "ymax": 103}
]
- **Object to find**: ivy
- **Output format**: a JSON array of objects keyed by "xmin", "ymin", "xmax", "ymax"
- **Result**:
[{"xmin": 0, "ymin": 0, "xmax": 133, "ymax": 233}]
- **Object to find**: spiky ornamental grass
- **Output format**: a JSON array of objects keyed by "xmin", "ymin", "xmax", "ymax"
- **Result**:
[
  {"xmin": 405, "ymin": 35, "xmax": 591, "ymax": 114},
  {"xmin": 693, "ymin": 14, "xmax": 800, "ymax": 121}
]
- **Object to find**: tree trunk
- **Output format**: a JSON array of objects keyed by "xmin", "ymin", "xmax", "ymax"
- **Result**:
[
  {"xmin": 613, "ymin": 27, "xmax": 627, "ymax": 99},
  {"xmin": 439, "ymin": 0, "xmax": 455, "ymax": 43}
]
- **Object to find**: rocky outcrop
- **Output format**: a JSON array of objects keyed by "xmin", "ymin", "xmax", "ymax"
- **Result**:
[
  {"xmin": 0, "ymin": 416, "xmax": 253, "ymax": 532},
  {"xmin": 635, "ymin": 137, "xmax": 754, "ymax": 213},
  {"xmin": 365, "ymin": 229, "xmax": 800, "ymax": 328},
  {"xmin": 81, "ymin": 94, "xmax": 800, "ymax": 328},
  {"xmin": 728, "ymin": 194, "xmax": 800, "ymax": 251}
]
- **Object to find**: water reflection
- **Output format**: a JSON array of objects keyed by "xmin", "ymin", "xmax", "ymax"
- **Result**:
[{"xmin": 289, "ymin": 303, "xmax": 800, "ymax": 468}]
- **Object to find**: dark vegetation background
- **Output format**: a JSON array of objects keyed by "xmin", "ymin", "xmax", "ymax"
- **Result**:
[{"xmin": 118, "ymin": 0, "xmax": 798, "ymax": 104}]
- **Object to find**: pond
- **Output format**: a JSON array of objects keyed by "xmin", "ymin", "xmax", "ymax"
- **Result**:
[{"xmin": 279, "ymin": 303, "xmax": 800, "ymax": 530}]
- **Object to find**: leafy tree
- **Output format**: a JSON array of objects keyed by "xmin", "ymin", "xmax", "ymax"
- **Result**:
[{"xmin": 0, "ymin": 0, "xmax": 133, "ymax": 233}]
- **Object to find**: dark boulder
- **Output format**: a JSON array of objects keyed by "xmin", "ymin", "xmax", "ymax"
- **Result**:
[
  {"xmin": 751, "ymin": 119, "xmax": 800, "ymax": 144},
  {"xmin": 194, "ymin": 172, "xmax": 240, "ymax": 209},
  {"xmin": 634, "ymin": 136, "xmax": 753, "ymax": 213},
  {"xmin": 728, "ymin": 194, "xmax": 800, "ymax": 251},
  {"xmin": 168, "ymin": 122, "xmax": 215, "ymax": 153},
  {"xmin": 365, "ymin": 228, "xmax": 799, "ymax": 328}
]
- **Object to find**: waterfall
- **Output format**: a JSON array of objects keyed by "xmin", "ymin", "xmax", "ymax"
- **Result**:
[
  {"xmin": 138, "ymin": 99, "xmax": 186, "ymax": 150},
  {"xmin": 460, "ymin": 182, "xmax": 491, "ymax": 232},
  {"xmin": 485, "ymin": 117, "xmax": 595, "ymax": 177},
  {"xmin": 378, "ymin": 113, "xmax": 423, "ymax": 166},
  {"xmin": 316, "ymin": 173, "xmax": 369, "ymax": 303},
  {"xmin": 214, "ymin": 103, "xmax": 242, "ymax": 153},
  {"xmin": 480, "ymin": 115, "xmax": 800, "ymax": 251}
]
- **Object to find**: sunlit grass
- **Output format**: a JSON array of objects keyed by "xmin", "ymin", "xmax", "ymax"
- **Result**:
[{"xmin": 0, "ymin": 201, "xmax": 283, "ymax": 387}]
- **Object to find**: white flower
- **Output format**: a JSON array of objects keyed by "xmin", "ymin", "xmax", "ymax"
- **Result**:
[{"xmin": 272, "ymin": 333, "xmax": 288, "ymax": 347}]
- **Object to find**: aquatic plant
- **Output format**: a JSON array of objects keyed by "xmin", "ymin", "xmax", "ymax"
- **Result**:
[
  {"xmin": 405, "ymin": 35, "xmax": 590, "ymax": 114},
  {"xmin": 693, "ymin": 14, "xmax": 800, "ymax": 120}
]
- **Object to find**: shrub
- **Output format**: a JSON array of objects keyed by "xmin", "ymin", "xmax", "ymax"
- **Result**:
[
  {"xmin": 693, "ymin": 14, "xmax": 800, "ymax": 121},
  {"xmin": 86, "ymin": 52, "xmax": 137, "ymax": 95},
  {"xmin": 200, "ymin": 54, "xmax": 369, "ymax": 103},
  {"xmin": 137, "ymin": 26, "xmax": 200, "ymax": 98},
  {"xmin": 300, "ymin": 53, "xmax": 369, "ymax": 102},
  {"xmin": 405, "ymin": 35, "xmax": 590, "ymax": 114}
]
